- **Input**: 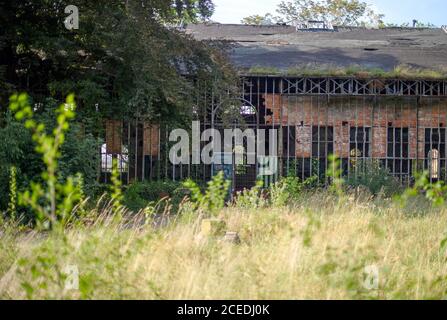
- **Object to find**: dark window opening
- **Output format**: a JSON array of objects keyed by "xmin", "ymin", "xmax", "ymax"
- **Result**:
[
  {"xmin": 387, "ymin": 127, "xmax": 410, "ymax": 176},
  {"xmin": 425, "ymin": 128, "xmax": 446, "ymax": 180},
  {"xmin": 283, "ymin": 126, "xmax": 296, "ymax": 157},
  {"xmin": 387, "ymin": 127, "xmax": 409, "ymax": 158},
  {"xmin": 349, "ymin": 127, "xmax": 371, "ymax": 159},
  {"xmin": 312, "ymin": 126, "xmax": 334, "ymax": 158}
]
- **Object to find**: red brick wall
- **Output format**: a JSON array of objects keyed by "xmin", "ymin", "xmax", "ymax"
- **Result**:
[
  {"xmin": 143, "ymin": 123, "xmax": 160, "ymax": 157},
  {"xmin": 105, "ymin": 120, "xmax": 122, "ymax": 154},
  {"xmin": 269, "ymin": 94, "xmax": 447, "ymax": 160}
]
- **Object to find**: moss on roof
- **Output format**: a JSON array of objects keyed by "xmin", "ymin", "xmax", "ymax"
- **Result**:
[{"xmin": 245, "ymin": 64, "xmax": 447, "ymax": 80}]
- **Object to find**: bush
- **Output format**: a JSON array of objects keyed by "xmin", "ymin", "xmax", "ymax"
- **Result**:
[
  {"xmin": 345, "ymin": 160, "xmax": 402, "ymax": 196},
  {"xmin": 269, "ymin": 176, "xmax": 303, "ymax": 206},
  {"xmin": 123, "ymin": 180, "xmax": 182, "ymax": 212},
  {"xmin": 183, "ymin": 171, "xmax": 231, "ymax": 216},
  {"xmin": 0, "ymin": 99, "xmax": 101, "ymax": 216},
  {"xmin": 234, "ymin": 180, "xmax": 267, "ymax": 209}
]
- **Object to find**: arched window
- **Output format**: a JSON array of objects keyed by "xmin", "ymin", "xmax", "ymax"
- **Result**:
[{"xmin": 428, "ymin": 149, "xmax": 440, "ymax": 180}]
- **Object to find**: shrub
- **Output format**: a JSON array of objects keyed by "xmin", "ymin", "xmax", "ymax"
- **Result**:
[
  {"xmin": 9, "ymin": 93, "xmax": 83, "ymax": 228},
  {"xmin": 234, "ymin": 180, "xmax": 267, "ymax": 209},
  {"xmin": 269, "ymin": 176, "xmax": 303, "ymax": 205},
  {"xmin": 0, "ymin": 98, "xmax": 101, "ymax": 215},
  {"xmin": 123, "ymin": 180, "xmax": 181, "ymax": 212},
  {"xmin": 183, "ymin": 171, "xmax": 230, "ymax": 216},
  {"xmin": 345, "ymin": 160, "xmax": 402, "ymax": 196}
]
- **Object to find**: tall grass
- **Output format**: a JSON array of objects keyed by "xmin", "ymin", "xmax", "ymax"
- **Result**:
[
  {"xmin": 1, "ymin": 93, "xmax": 446, "ymax": 300},
  {"xmin": 1, "ymin": 191, "xmax": 446, "ymax": 300}
]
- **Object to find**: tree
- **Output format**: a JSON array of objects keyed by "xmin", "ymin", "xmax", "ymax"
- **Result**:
[
  {"xmin": 242, "ymin": 0, "xmax": 384, "ymax": 27},
  {"xmin": 0, "ymin": 0, "xmax": 237, "ymax": 210},
  {"xmin": 241, "ymin": 14, "xmax": 274, "ymax": 26},
  {"xmin": 0, "ymin": 0, "xmax": 231, "ymax": 127}
]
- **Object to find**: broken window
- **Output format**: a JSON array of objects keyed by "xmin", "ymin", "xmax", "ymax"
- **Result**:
[
  {"xmin": 312, "ymin": 126, "xmax": 334, "ymax": 158},
  {"xmin": 101, "ymin": 144, "xmax": 129, "ymax": 173},
  {"xmin": 350, "ymin": 127, "xmax": 371, "ymax": 159},
  {"xmin": 425, "ymin": 128, "xmax": 445, "ymax": 180},
  {"xmin": 102, "ymin": 119, "xmax": 128, "ymax": 173},
  {"xmin": 283, "ymin": 126, "xmax": 296, "ymax": 157},
  {"xmin": 387, "ymin": 127, "xmax": 409, "ymax": 176},
  {"xmin": 349, "ymin": 127, "xmax": 371, "ymax": 169}
]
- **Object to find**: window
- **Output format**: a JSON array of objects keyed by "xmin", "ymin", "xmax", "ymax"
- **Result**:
[
  {"xmin": 387, "ymin": 128, "xmax": 409, "ymax": 158},
  {"xmin": 350, "ymin": 127, "xmax": 371, "ymax": 159},
  {"xmin": 425, "ymin": 128, "xmax": 446, "ymax": 180},
  {"xmin": 283, "ymin": 126, "xmax": 296, "ymax": 157},
  {"xmin": 240, "ymin": 105, "xmax": 256, "ymax": 115},
  {"xmin": 101, "ymin": 144, "xmax": 129, "ymax": 173},
  {"xmin": 312, "ymin": 126, "xmax": 334, "ymax": 158},
  {"xmin": 387, "ymin": 127, "xmax": 410, "ymax": 176},
  {"xmin": 424, "ymin": 128, "xmax": 446, "ymax": 158}
]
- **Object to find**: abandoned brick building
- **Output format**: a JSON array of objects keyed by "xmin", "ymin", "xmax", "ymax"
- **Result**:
[{"xmin": 102, "ymin": 23, "xmax": 447, "ymax": 190}]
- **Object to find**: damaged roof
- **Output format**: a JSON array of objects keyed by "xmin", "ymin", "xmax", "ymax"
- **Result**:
[{"xmin": 186, "ymin": 23, "xmax": 447, "ymax": 74}]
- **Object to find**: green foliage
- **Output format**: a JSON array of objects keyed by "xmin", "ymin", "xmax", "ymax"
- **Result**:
[
  {"xmin": 7, "ymin": 166, "xmax": 17, "ymax": 221},
  {"xmin": 0, "ymin": 101, "xmax": 101, "ymax": 216},
  {"xmin": 110, "ymin": 159, "xmax": 124, "ymax": 214},
  {"xmin": 241, "ymin": 14, "xmax": 274, "ymax": 25},
  {"xmin": 345, "ymin": 160, "xmax": 402, "ymax": 196},
  {"xmin": 170, "ymin": 0, "xmax": 215, "ymax": 22},
  {"xmin": 327, "ymin": 154, "xmax": 344, "ymax": 196},
  {"xmin": 381, "ymin": 21, "xmax": 437, "ymax": 28},
  {"xmin": 0, "ymin": 1, "xmax": 233, "ymax": 128},
  {"xmin": 234, "ymin": 175, "xmax": 310, "ymax": 208},
  {"xmin": 17, "ymin": 234, "xmax": 73, "ymax": 299},
  {"xmin": 248, "ymin": 0, "xmax": 384, "ymax": 27},
  {"xmin": 270, "ymin": 176, "xmax": 303, "ymax": 206},
  {"xmin": 123, "ymin": 180, "xmax": 182, "ymax": 212},
  {"xmin": 397, "ymin": 171, "xmax": 447, "ymax": 207},
  {"xmin": 269, "ymin": 180, "xmax": 289, "ymax": 207},
  {"xmin": 300, "ymin": 209, "xmax": 321, "ymax": 247},
  {"xmin": 247, "ymin": 64, "xmax": 447, "ymax": 80},
  {"xmin": 302, "ymin": 175, "xmax": 320, "ymax": 189},
  {"xmin": 234, "ymin": 180, "xmax": 267, "ymax": 209},
  {"xmin": 9, "ymin": 93, "xmax": 82, "ymax": 228},
  {"xmin": 183, "ymin": 171, "xmax": 230, "ymax": 215}
]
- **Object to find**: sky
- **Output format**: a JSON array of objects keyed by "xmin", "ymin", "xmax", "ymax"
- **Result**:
[{"xmin": 212, "ymin": 0, "xmax": 447, "ymax": 26}]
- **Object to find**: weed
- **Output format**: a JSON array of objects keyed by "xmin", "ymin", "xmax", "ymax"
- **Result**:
[
  {"xmin": 234, "ymin": 180, "xmax": 267, "ymax": 209},
  {"xmin": 183, "ymin": 171, "xmax": 230, "ymax": 216},
  {"xmin": 9, "ymin": 93, "xmax": 82, "ymax": 229},
  {"xmin": 7, "ymin": 166, "xmax": 17, "ymax": 221}
]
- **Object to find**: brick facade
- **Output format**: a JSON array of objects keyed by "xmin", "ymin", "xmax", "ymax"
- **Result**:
[{"xmin": 264, "ymin": 94, "xmax": 447, "ymax": 163}]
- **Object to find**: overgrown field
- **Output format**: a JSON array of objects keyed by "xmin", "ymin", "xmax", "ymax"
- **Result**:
[
  {"xmin": 1, "ymin": 93, "xmax": 447, "ymax": 300},
  {"xmin": 1, "ymin": 192, "xmax": 446, "ymax": 300}
]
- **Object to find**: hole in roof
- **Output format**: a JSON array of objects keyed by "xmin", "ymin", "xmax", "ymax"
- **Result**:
[
  {"xmin": 364, "ymin": 48, "xmax": 379, "ymax": 51},
  {"xmin": 261, "ymin": 33, "xmax": 275, "ymax": 36}
]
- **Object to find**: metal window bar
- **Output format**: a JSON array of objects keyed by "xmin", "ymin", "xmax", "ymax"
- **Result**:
[{"xmin": 100, "ymin": 77, "xmax": 447, "ymax": 187}]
